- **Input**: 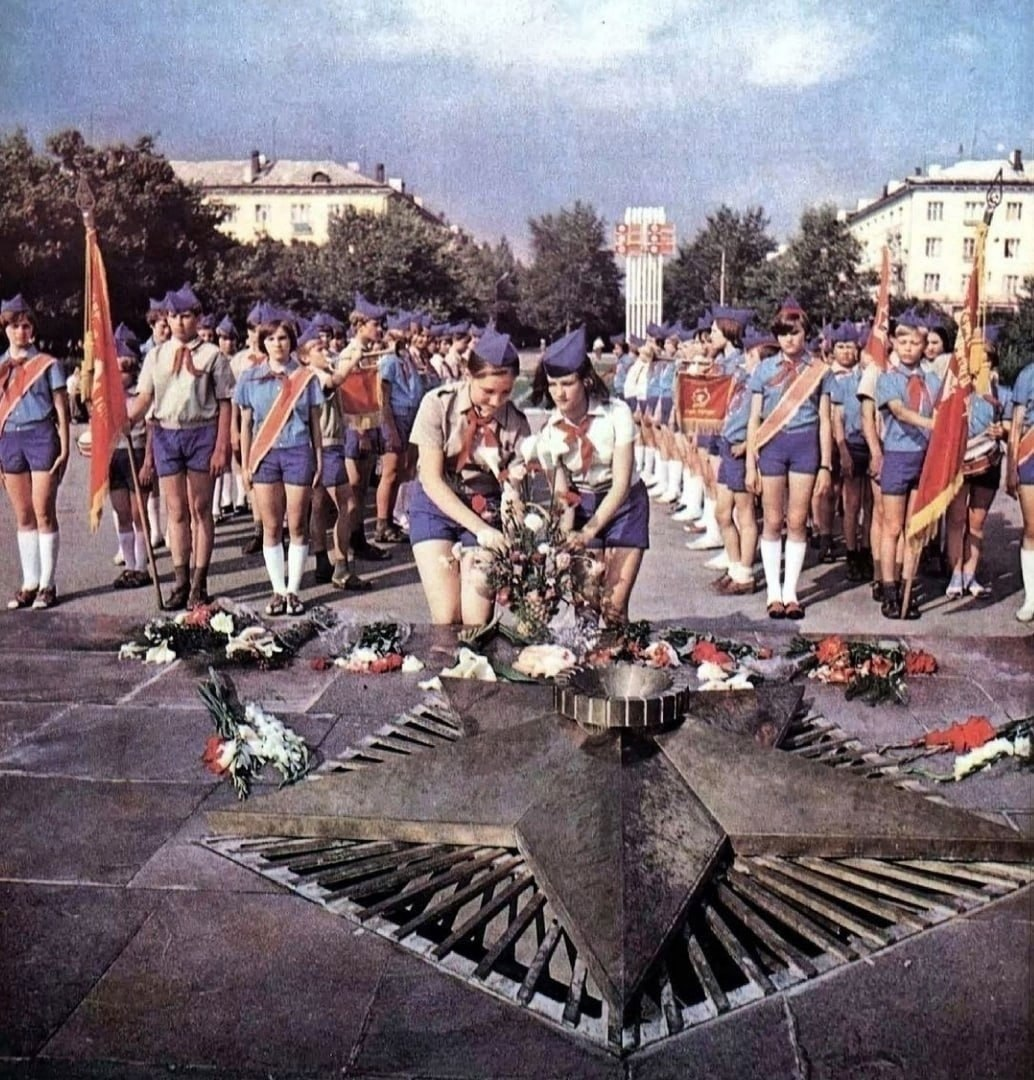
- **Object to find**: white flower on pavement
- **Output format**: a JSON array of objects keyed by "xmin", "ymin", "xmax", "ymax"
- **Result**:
[
  {"xmin": 210, "ymin": 611, "xmax": 235, "ymax": 636},
  {"xmin": 441, "ymin": 647, "xmax": 496, "ymax": 681},
  {"xmin": 143, "ymin": 641, "xmax": 177, "ymax": 665}
]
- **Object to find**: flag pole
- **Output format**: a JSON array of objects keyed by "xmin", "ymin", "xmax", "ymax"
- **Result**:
[{"xmin": 76, "ymin": 175, "xmax": 164, "ymax": 610}]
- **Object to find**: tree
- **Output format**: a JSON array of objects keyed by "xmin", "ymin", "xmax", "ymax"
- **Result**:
[
  {"xmin": 0, "ymin": 128, "xmax": 232, "ymax": 344},
  {"xmin": 664, "ymin": 205, "xmax": 775, "ymax": 322},
  {"xmin": 519, "ymin": 201, "xmax": 622, "ymax": 341},
  {"xmin": 756, "ymin": 204, "xmax": 876, "ymax": 327},
  {"xmin": 450, "ymin": 236, "xmax": 523, "ymax": 331},
  {"xmin": 1000, "ymin": 275, "xmax": 1034, "ymax": 385}
]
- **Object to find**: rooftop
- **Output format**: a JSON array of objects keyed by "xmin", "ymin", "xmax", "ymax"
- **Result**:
[{"xmin": 169, "ymin": 157, "xmax": 384, "ymax": 189}]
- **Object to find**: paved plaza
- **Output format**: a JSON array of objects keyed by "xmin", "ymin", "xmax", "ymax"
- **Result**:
[{"xmin": 0, "ymin": 449, "xmax": 1031, "ymax": 1079}]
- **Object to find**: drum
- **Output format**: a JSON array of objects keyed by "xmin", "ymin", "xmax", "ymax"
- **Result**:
[
  {"xmin": 961, "ymin": 435, "xmax": 1001, "ymax": 477},
  {"xmin": 75, "ymin": 428, "xmax": 93, "ymax": 457}
]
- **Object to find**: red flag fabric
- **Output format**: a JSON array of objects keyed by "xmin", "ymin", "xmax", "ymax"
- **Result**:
[
  {"xmin": 905, "ymin": 350, "xmax": 969, "ymax": 546},
  {"xmin": 85, "ymin": 228, "xmax": 128, "ymax": 531},
  {"xmin": 862, "ymin": 246, "xmax": 891, "ymax": 373}
]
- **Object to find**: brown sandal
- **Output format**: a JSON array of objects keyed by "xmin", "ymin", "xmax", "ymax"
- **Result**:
[
  {"xmin": 783, "ymin": 601, "xmax": 805, "ymax": 620},
  {"xmin": 7, "ymin": 587, "xmax": 38, "ymax": 610},
  {"xmin": 767, "ymin": 601, "xmax": 786, "ymax": 619}
]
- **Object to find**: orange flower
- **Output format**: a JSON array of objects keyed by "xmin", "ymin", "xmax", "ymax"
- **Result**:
[
  {"xmin": 310, "ymin": 656, "xmax": 331, "ymax": 672},
  {"xmin": 691, "ymin": 641, "xmax": 734, "ymax": 669},
  {"xmin": 815, "ymin": 636, "xmax": 848, "ymax": 665},
  {"xmin": 825, "ymin": 661, "xmax": 855, "ymax": 684},
  {"xmin": 201, "ymin": 736, "xmax": 231, "ymax": 775},
  {"xmin": 905, "ymin": 650, "xmax": 938, "ymax": 675},
  {"xmin": 869, "ymin": 654, "xmax": 893, "ymax": 678},
  {"xmin": 922, "ymin": 715, "xmax": 996, "ymax": 753},
  {"xmin": 370, "ymin": 653, "xmax": 404, "ymax": 674},
  {"xmin": 182, "ymin": 604, "xmax": 214, "ymax": 628}
]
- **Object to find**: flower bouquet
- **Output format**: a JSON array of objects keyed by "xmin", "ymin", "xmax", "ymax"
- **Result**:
[
  {"xmin": 118, "ymin": 600, "xmax": 336, "ymax": 670},
  {"xmin": 327, "ymin": 620, "xmax": 422, "ymax": 674},
  {"xmin": 789, "ymin": 636, "xmax": 938, "ymax": 706},
  {"xmin": 198, "ymin": 668, "xmax": 312, "ymax": 799},
  {"xmin": 479, "ymin": 466, "xmax": 598, "ymax": 642}
]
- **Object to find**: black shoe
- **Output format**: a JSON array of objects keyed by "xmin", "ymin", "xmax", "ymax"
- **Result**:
[
  {"xmin": 871, "ymin": 580, "xmax": 885, "ymax": 603},
  {"xmin": 313, "ymin": 552, "xmax": 334, "ymax": 584},
  {"xmin": 165, "ymin": 584, "xmax": 190, "ymax": 610},
  {"xmin": 241, "ymin": 533, "xmax": 263, "ymax": 556},
  {"xmin": 880, "ymin": 584, "xmax": 901, "ymax": 619},
  {"xmin": 845, "ymin": 551, "xmax": 865, "ymax": 582},
  {"xmin": 352, "ymin": 541, "xmax": 391, "ymax": 562},
  {"xmin": 819, "ymin": 537, "xmax": 836, "ymax": 564}
]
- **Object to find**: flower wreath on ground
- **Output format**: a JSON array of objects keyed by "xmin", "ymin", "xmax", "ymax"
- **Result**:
[
  {"xmin": 788, "ymin": 635, "xmax": 938, "ymax": 706},
  {"xmin": 118, "ymin": 599, "xmax": 336, "ymax": 669},
  {"xmin": 310, "ymin": 618, "xmax": 424, "ymax": 675},
  {"xmin": 198, "ymin": 669, "xmax": 313, "ymax": 799}
]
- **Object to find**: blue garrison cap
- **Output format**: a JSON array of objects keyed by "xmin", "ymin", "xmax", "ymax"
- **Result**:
[
  {"xmin": 247, "ymin": 301, "xmax": 271, "ymax": 326},
  {"xmin": 216, "ymin": 316, "xmax": 238, "ymax": 339},
  {"xmin": 1, "ymin": 293, "xmax": 31, "ymax": 315},
  {"xmin": 469, "ymin": 324, "xmax": 485, "ymax": 337},
  {"xmin": 609, "ymin": 332, "xmax": 626, "ymax": 345},
  {"xmin": 450, "ymin": 321, "xmax": 471, "ymax": 336},
  {"xmin": 472, "ymin": 327, "xmax": 519, "ymax": 367},
  {"xmin": 829, "ymin": 321, "xmax": 860, "ymax": 344},
  {"xmin": 167, "ymin": 285, "xmax": 202, "ymax": 314},
  {"xmin": 148, "ymin": 296, "xmax": 167, "ymax": 314},
  {"xmin": 645, "ymin": 322, "xmax": 665, "ymax": 339},
  {"xmin": 712, "ymin": 306, "xmax": 754, "ymax": 328},
  {"xmin": 385, "ymin": 313, "xmax": 409, "ymax": 332},
  {"xmin": 114, "ymin": 322, "xmax": 138, "ymax": 344},
  {"xmin": 775, "ymin": 296, "xmax": 806, "ymax": 319},
  {"xmin": 116, "ymin": 338, "xmax": 139, "ymax": 360},
  {"xmin": 429, "ymin": 323, "xmax": 451, "ymax": 338},
  {"xmin": 894, "ymin": 307, "xmax": 926, "ymax": 331},
  {"xmin": 629, "ymin": 334, "xmax": 645, "ymax": 348},
  {"xmin": 353, "ymin": 292, "xmax": 386, "ymax": 319},
  {"xmin": 297, "ymin": 323, "xmax": 322, "ymax": 348},
  {"xmin": 198, "ymin": 313, "xmax": 217, "ymax": 330},
  {"xmin": 542, "ymin": 326, "xmax": 587, "ymax": 376}
]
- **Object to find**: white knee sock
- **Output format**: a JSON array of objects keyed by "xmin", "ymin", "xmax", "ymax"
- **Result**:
[
  {"xmin": 148, "ymin": 493, "xmax": 162, "ymax": 544},
  {"xmin": 17, "ymin": 530, "xmax": 40, "ymax": 589},
  {"xmin": 286, "ymin": 543, "xmax": 308, "ymax": 595},
  {"xmin": 634, "ymin": 444, "xmax": 644, "ymax": 471},
  {"xmin": 642, "ymin": 448, "xmax": 656, "ymax": 481},
  {"xmin": 234, "ymin": 471, "xmax": 246, "ymax": 506},
  {"xmin": 117, "ymin": 530, "xmax": 136, "ymax": 569},
  {"xmin": 133, "ymin": 526, "xmax": 148, "ymax": 572},
  {"xmin": 1018, "ymin": 547, "xmax": 1034, "ymax": 620},
  {"xmin": 782, "ymin": 539, "xmax": 807, "ymax": 604},
  {"xmin": 38, "ymin": 531, "xmax": 59, "ymax": 589},
  {"xmin": 263, "ymin": 544, "xmax": 287, "ymax": 595},
  {"xmin": 760, "ymin": 538, "xmax": 783, "ymax": 603}
]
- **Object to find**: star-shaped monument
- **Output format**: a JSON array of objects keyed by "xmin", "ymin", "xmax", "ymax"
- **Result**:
[{"xmin": 208, "ymin": 669, "xmax": 1030, "ymax": 1022}]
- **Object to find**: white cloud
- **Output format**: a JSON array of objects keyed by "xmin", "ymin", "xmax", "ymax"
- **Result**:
[{"xmin": 329, "ymin": 0, "xmax": 872, "ymax": 105}]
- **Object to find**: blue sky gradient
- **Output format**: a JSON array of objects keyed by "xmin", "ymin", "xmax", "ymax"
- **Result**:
[{"xmin": 2, "ymin": 0, "xmax": 1031, "ymax": 255}]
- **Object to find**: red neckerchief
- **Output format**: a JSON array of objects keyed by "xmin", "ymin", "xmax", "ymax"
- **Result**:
[
  {"xmin": 906, "ymin": 371, "xmax": 931, "ymax": 413},
  {"xmin": 454, "ymin": 408, "xmax": 499, "ymax": 471},
  {"xmin": 171, "ymin": 340, "xmax": 202, "ymax": 377},
  {"xmin": 554, "ymin": 413, "xmax": 594, "ymax": 476}
]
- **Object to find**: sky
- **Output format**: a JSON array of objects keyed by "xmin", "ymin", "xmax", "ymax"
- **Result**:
[{"xmin": 1, "ymin": 0, "xmax": 1031, "ymax": 258}]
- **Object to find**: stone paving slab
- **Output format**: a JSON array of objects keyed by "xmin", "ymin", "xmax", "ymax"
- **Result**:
[
  {"xmin": 0, "ymin": 703, "xmax": 71, "ymax": 756},
  {"xmin": 0, "ymin": 704, "xmax": 336, "ymax": 784},
  {"xmin": 628, "ymin": 997, "xmax": 799, "ymax": 1080},
  {"xmin": 350, "ymin": 969, "xmax": 623, "ymax": 1079},
  {"xmin": 0, "ymin": 776, "xmax": 209, "ymax": 885},
  {"xmin": 0, "ymin": 612, "xmax": 138, "ymax": 654},
  {"xmin": 0, "ymin": 884, "xmax": 157, "ymax": 1058},
  {"xmin": 40, "ymin": 892, "xmax": 390, "ymax": 1075},
  {"xmin": 0, "ymin": 651, "xmax": 160, "ymax": 706},
  {"xmin": 784, "ymin": 908, "xmax": 1034, "ymax": 1080}
]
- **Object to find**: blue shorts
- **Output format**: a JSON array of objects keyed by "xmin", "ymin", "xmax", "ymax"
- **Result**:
[
  {"xmin": 574, "ymin": 480, "xmax": 650, "ymax": 550},
  {"xmin": 153, "ymin": 424, "xmax": 217, "ymax": 477},
  {"xmin": 635, "ymin": 398, "xmax": 648, "ymax": 415},
  {"xmin": 1018, "ymin": 457, "xmax": 1034, "ymax": 486},
  {"xmin": 879, "ymin": 450, "xmax": 926, "ymax": 496},
  {"xmin": 381, "ymin": 407, "xmax": 420, "ymax": 449},
  {"xmin": 252, "ymin": 443, "xmax": 316, "ymax": 487},
  {"xmin": 645, "ymin": 395, "xmax": 660, "ymax": 414},
  {"xmin": 758, "ymin": 427, "xmax": 820, "ymax": 477},
  {"xmin": 847, "ymin": 439, "xmax": 870, "ymax": 475},
  {"xmin": 109, "ymin": 446, "xmax": 149, "ymax": 492},
  {"xmin": 409, "ymin": 481, "xmax": 499, "ymax": 548},
  {"xmin": 656, "ymin": 398, "xmax": 673, "ymax": 424},
  {"xmin": 0, "ymin": 420, "xmax": 59, "ymax": 473},
  {"xmin": 699, "ymin": 433, "xmax": 721, "ymax": 456},
  {"xmin": 717, "ymin": 438, "xmax": 747, "ymax": 493},
  {"xmin": 344, "ymin": 426, "xmax": 385, "ymax": 460},
  {"xmin": 320, "ymin": 442, "xmax": 349, "ymax": 488}
]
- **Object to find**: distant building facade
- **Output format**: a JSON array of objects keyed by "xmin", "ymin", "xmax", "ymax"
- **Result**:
[
  {"xmin": 844, "ymin": 150, "xmax": 1033, "ymax": 312},
  {"xmin": 169, "ymin": 152, "xmax": 443, "ymax": 245}
]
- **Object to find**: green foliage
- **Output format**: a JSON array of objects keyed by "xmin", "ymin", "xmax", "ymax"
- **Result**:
[
  {"xmin": 664, "ymin": 205, "xmax": 775, "ymax": 322},
  {"xmin": 519, "ymin": 201, "xmax": 622, "ymax": 340},
  {"xmin": 999, "ymin": 275, "xmax": 1034, "ymax": 386}
]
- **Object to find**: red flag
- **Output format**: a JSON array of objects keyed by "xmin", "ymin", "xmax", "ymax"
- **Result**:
[
  {"xmin": 905, "ymin": 351, "xmax": 970, "ymax": 546},
  {"xmin": 861, "ymin": 246, "xmax": 890, "ymax": 373},
  {"xmin": 84, "ymin": 228, "xmax": 128, "ymax": 531}
]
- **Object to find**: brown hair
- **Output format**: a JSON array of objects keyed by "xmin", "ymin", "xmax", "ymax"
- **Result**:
[
  {"xmin": 257, "ymin": 319, "xmax": 298, "ymax": 353},
  {"xmin": 0, "ymin": 308, "xmax": 36, "ymax": 331},
  {"xmin": 770, "ymin": 310, "xmax": 810, "ymax": 335},
  {"xmin": 467, "ymin": 353, "xmax": 519, "ymax": 378},
  {"xmin": 712, "ymin": 318, "xmax": 744, "ymax": 348}
]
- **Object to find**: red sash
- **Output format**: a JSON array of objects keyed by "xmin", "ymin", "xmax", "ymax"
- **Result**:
[
  {"xmin": 1017, "ymin": 427, "xmax": 1034, "ymax": 469},
  {"xmin": 752, "ymin": 361, "xmax": 826, "ymax": 450},
  {"xmin": 247, "ymin": 367, "xmax": 317, "ymax": 472},
  {"xmin": 339, "ymin": 363, "xmax": 382, "ymax": 432},
  {"xmin": 677, "ymin": 373, "xmax": 733, "ymax": 435},
  {"xmin": 0, "ymin": 354, "xmax": 57, "ymax": 434}
]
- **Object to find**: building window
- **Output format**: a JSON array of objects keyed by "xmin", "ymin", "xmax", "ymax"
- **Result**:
[
  {"xmin": 962, "ymin": 237, "xmax": 975, "ymax": 262},
  {"xmin": 214, "ymin": 202, "xmax": 238, "ymax": 224},
  {"xmin": 1004, "ymin": 274, "xmax": 1020, "ymax": 296},
  {"xmin": 1004, "ymin": 238, "xmax": 1021, "ymax": 258},
  {"xmin": 925, "ymin": 237, "xmax": 942, "ymax": 257},
  {"xmin": 926, "ymin": 201, "xmax": 943, "ymax": 221},
  {"xmin": 961, "ymin": 275, "xmax": 970, "ymax": 294},
  {"xmin": 1006, "ymin": 201, "xmax": 1023, "ymax": 221},
  {"xmin": 963, "ymin": 200, "xmax": 981, "ymax": 223},
  {"xmin": 254, "ymin": 204, "xmax": 270, "ymax": 227},
  {"xmin": 923, "ymin": 273, "xmax": 941, "ymax": 293},
  {"xmin": 290, "ymin": 203, "xmax": 312, "ymax": 236},
  {"xmin": 328, "ymin": 203, "xmax": 342, "ymax": 218}
]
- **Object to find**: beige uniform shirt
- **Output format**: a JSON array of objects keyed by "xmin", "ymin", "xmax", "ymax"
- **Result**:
[
  {"xmin": 410, "ymin": 382, "xmax": 530, "ymax": 496},
  {"xmin": 139, "ymin": 337, "xmax": 234, "ymax": 428}
]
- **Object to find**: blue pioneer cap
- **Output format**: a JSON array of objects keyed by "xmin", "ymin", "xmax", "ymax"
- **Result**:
[{"xmin": 542, "ymin": 326, "xmax": 587, "ymax": 376}]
